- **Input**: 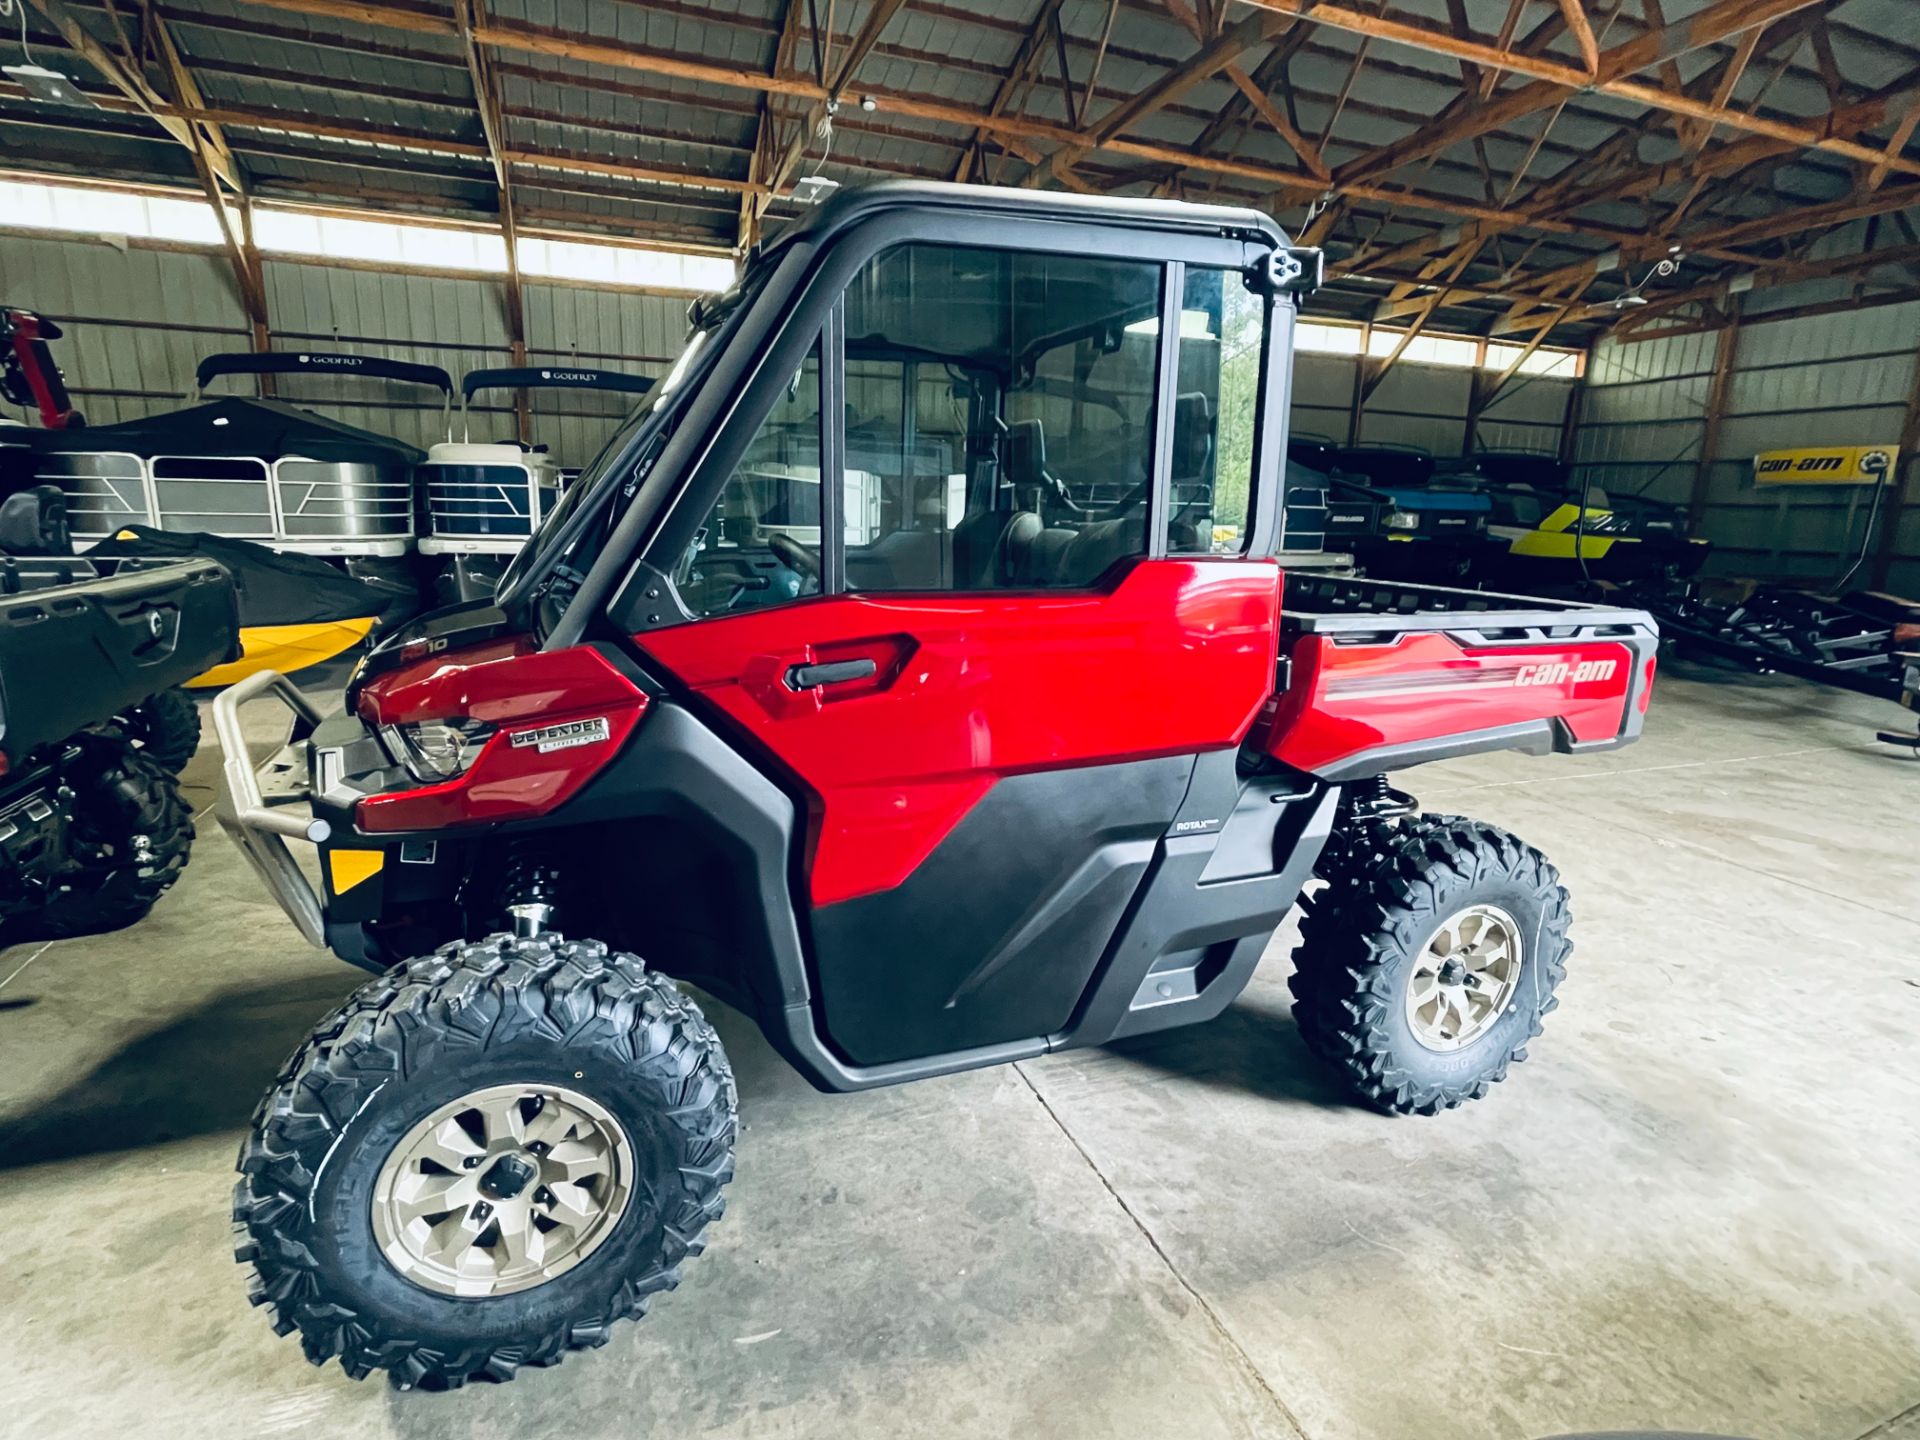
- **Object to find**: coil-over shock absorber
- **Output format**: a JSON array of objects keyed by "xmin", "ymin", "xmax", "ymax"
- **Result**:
[
  {"xmin": 500, "ymin": 840, "xmax": 563, "ymax": 939},
  {"xmin": 1344, "ymin": 774, "xmax": 1416, "ymax": 825},
  {"xmin": 1317, "ymin": 774, "xmax": 1419, "ymax": 882}
]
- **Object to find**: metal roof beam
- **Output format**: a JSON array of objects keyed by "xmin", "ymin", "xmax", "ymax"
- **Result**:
[
  {"xmin": 760, "ymin": 0, "xmax": 910, "ymax": 205},
  {"xmin": 1324, "ymin": 0, "xmax": 1846, "ymax": 186},
  {"xmin": 1029, "ymin": 4, "xmax": 1294, "ymax": 187},
  {"xmin": 23, "ymin": 0, "xmax": 241, "ymax": 189},
  {"xmin": 953, "ymin": 0, "xmax": 1060, "ymax": 182}
]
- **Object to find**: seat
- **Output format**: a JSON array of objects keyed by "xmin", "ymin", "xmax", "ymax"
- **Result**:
[
  {"xmin": 951, "ymin": 504, "xmax": 1010, "ymax": 587},
  {"xmin": 1169, "ymin": 392, "xmax": 1214, "ymax": 485},
  {"xmin": 1003, "ymin": 418, "xmax": 1049, "ymax": 493},
  {"xmin": 1059, "ymin": 507, "xmax": 1147, "ymax": 587},
  {"xmin": 0, "ymin": 484, "xmax": 73, "ymax": 556},
  {"xmin": 1005, "ymin": 521, "xmax": 1075, "ymax": 587}
]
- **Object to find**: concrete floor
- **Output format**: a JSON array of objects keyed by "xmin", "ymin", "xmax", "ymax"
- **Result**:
[{"xmin": 2, "ymin": 665, "xmax": 1917, "ymax": 1440}]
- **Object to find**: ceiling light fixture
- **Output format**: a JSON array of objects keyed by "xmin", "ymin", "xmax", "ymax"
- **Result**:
[
  {"xmin": 1611, "ymin": 244, "xmax": 1685, "ymax": 309},
  {"xmin": 0, "ymin": 0, "xmax": 94, "ymax": 108},
  {"xmin": 792, "ymin": 99, "xmax": 841, "ymax": 206}
]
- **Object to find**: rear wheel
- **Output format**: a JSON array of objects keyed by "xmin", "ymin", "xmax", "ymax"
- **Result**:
[
  {"xmin": 119, "ymin": 688, "xmax": 201, "ymax": 773},
  {"xmin": 234, "ymin": 935, "xmax": 736, "ymax": 1389},
  {"xmin": 34, "ymin": 735, "xmax": 193, "ymax": 939},
  {"xmin": 1289, "ymin": 815, "xmax": 1570, "ymax": 1115}
]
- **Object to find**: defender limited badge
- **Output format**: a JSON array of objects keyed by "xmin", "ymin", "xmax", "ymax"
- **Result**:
[{"xmin": 510, "ymin": 716, "xmax": 611, "ymax": 754}]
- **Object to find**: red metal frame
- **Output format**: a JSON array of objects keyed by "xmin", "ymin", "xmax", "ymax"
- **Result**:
[{"xmin": 2, "ymin": 309, "xmax": 80, "ymax": 430}]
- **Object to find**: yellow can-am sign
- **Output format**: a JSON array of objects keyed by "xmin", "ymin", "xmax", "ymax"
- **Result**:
[{"xmin": 1753, "ymin": 445, "xmax": 1898, "ymax": 486}]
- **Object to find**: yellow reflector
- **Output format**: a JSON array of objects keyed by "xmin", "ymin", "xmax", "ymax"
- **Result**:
[{"xmin": 328, "ymin": 848, "xmax": 384, "ymax": 894}]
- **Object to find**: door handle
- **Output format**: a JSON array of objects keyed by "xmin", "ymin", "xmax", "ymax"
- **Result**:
[{"xmin": 786, "ymin": 657, "xmax": 877, "ymax": 690}]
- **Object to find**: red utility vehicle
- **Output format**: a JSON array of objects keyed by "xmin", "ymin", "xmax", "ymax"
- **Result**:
[{"xmin": 215, "ymin": 183, "xmax": 1656, "ymax": 1389}]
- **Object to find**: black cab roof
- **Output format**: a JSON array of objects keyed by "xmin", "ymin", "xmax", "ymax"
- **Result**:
[{"xmin": 755, "ymin": 180, "xmax": 1291, "ymax": 265}]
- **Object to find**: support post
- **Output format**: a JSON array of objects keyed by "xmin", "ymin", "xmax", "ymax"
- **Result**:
[
  {"xmin": 1688, "ymin": 298, "xmax": 1743, "ymax": 527},
  {"xmin": 1346, "ymin": 323, "xmax": 1371, "ymax": 446},
  {"xmin": 1462, "ymin": 336, "xmax": 1489, "ymax": 455},
  {"xmin": 1557, "ymin": 376, "xmax": 1585, "ymax": 466},
  {"xmin": 1869, "ymin": 346, "xmax": 1920, "ymax": 589},
  {"xmin": 458, "ymin": 0, "xmax": 530, "ymax": 444}
]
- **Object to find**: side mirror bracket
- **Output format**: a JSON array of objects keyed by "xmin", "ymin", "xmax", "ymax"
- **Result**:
[{"xmin": 1251, "ymin": 247, "xmax": 1324, "ymax": 298}]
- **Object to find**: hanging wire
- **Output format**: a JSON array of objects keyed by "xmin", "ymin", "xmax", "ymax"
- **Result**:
[
  {"xmin": 1612, "ymin": 247, "xmax": 1687, "ymax": 309},
  {"xmin": 1, "ymin": 0, "xmax": 35, "ymax": 65},
  {"xmin": 1831, "ymin": 452, "xmax": 1895, "ymax": 592},
  {"xmin": 814, "ymin": 99, "xmax": 838, "ymax": 174}
]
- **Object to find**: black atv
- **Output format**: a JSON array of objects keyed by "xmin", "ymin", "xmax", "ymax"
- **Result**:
[{"xmin": 0, "ymin": 487, "xmax": 239, "ymax": 941}]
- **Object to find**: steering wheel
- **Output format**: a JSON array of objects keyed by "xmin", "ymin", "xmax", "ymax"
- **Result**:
[{"xmin": 768, "ymin": 532, "xmax": 821, "ymax": 581}]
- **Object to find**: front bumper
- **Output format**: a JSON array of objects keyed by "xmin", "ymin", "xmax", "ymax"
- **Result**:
[{"xmin": 211, "ymin": 669, "xmax": 333, "ymax": 947}]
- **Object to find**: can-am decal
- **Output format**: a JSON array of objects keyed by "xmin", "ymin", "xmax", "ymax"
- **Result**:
[
  {"xmin": 510, "ymin": 716, "xmax": 611, "ymax": 754},
  {"xmin": 1327, "ymin": 654, "xmax": 1622, "ymax": 700},
  {"xmin": 1753, "ymin": 445, "xmax": 1897, "ymax": 486},
  {"xmin": 1514, "ymin": 659, "xmax": 1616, "ymax": 686}
]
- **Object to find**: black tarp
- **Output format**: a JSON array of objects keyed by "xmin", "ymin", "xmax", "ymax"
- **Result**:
[
  {"xmin": 29, "ymin": 397, "xmax": 425, "ymax": 465},
  {"xmin": 86, "ymin": 527, "xmax": 391, "ymax": 626}
]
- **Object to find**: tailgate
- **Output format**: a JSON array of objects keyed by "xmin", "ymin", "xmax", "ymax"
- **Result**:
[
  {"xmin": 0, "ymin": 558, "xmax": 240, "ymax": 760},
  {"xmin": 1261, "ymin": 575, "xmax": 1658, "ymax": 779}
]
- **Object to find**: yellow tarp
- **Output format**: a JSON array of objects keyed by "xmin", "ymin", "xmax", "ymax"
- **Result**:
[{"xmin": 186, "ymin": 617, "xmax": 376, "ymax": 689}]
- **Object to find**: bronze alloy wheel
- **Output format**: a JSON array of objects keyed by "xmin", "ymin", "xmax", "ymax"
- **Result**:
[
  {"xmin": 1404, "ymin": 903, "xmax": 1524, "ymax": 1052},
  {"xmin": 371, "ymin": 1082, "xmax": 635, "ymax": 1298}
]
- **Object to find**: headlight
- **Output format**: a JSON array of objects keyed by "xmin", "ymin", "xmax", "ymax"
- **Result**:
[
  {"xmin": 1385, "ymin": 510, "xmax": 1420, "ymax": 531},
  {"xmin": 382, "ymin": 718, "xmax": 495, "ymax": 782}
]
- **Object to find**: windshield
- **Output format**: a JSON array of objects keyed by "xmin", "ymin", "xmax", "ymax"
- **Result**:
[{"xmin": 495, "ymin": 299, "xmax": 735, "ymax": 616}]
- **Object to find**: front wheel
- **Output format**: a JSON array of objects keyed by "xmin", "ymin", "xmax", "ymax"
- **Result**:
[
  {"xmin": 1289, "ymin": 816, "xmax": 1571, "ymax": 1116},
  {"xmin": 234, "ymin": 935, "xmax": 737, "ymax": 1388}
]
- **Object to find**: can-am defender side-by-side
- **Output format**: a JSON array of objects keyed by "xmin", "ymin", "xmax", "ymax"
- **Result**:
[
  {"xmin": 214, "ymin": 184, "xmax": 1658, "ymax": 1390},
  {"xmin": 1, "ymin": 487, "xmax": 239, "ymax": 941}
]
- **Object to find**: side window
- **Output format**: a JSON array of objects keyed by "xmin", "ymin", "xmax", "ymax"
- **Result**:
[
  {"xmin": 677, "ymin": 340, "xmax": 824, "ymax": 619},
  {"xmin": 1169, "ymin": 267, "xmax": 1264, "ymax": 555},
  {"xmin": 841, "ymin": 244, "xmax": 1163, "ymax": 592}
]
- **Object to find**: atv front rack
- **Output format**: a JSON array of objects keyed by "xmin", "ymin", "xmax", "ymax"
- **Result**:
[{"xmin": 211, "ymin": 669, "xmax": 332, "ymax": 947}]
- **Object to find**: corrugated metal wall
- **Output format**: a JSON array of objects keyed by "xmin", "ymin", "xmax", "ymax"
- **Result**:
[
  {"xmin": 1284, "ymin": 350, "xmax": 1572, "ymax": 456},
  {"xmin": 1575, "ymin": 301, "xmax": 1920, "ymax": 595},
  {"xmin": 0, "ymin": 233, "xmax": 690, "ymax": 465}
]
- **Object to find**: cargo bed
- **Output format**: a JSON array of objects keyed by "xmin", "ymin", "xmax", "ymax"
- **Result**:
[
  {"xmin": 0, "ymin": 558, "xmax": 238, "ymax": 761},
  {"xmin": 1261, "ymin": 572, "xmax": 1659, "ymax": 779}
]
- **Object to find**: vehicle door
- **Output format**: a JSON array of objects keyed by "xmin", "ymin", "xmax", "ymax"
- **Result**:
[{"xmin": 634, "ymin": 214, "xmax": 1295, "ymax": 1067}]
